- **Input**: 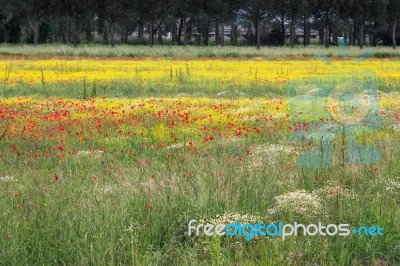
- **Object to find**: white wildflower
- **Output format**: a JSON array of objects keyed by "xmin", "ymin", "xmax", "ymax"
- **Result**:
[
  {"xmin": 369, "ymin": 176, "xmax": 400, "ymax": 194},
  {"xmin": 268, "ymin": 190, "xmax": 322, "ymax": 218},
  {"xmin": 76, "ymin": 150, "xmax": 104, "ymax": 157},
  {"xmin": 165, "ymin": 142, "xmax": 186, "ymax": 149},
  {"xmin": 385, "ymin": 178, "xmax": 400, "ymax": 192},
  {"xmin": 102, "ymin": 185, "xmax": 113, "ymax": 194},
  {"xmin": 0, "ymin": 175, "xmax": 14, "ymax": 182},
  {"xmin": 253, "ymin": 143, "xmax": 296, "ymax": 155}
]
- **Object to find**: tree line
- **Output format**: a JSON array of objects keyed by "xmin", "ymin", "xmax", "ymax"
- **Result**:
[{"xmin": 0, "ymin": 0, "xmax": 399, "ymax": 49}]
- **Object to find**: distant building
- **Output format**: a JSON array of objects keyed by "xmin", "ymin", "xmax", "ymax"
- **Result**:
[
  {"xmin": 285, "ymin": 28, "xmax": 319, "ymax": 38},
  {"xmin": 208, "ymin": 26, "xmax": 247, "ymax": 38}
]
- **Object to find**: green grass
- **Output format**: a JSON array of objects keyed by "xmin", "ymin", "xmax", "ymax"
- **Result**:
[
  {"xmin": 1, "ymin": 77, "xmax": 400, "ymax": 100},
  {"xmin": 0, "ymin": 121, "xmax": 399, "ymax": 265},
  {"xmin": 0, "ymin": 80, "xmax": 286, "ymax": 99},
  {"xmin": 0, "ymin": 49, "xmax": 400, "ymax": 265},
  {"xmin": 1, "ymin": 44, "xmax": 400, "ymax": 59}
]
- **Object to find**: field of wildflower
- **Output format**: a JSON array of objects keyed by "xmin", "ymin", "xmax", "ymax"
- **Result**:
[{"xmin": 0, "ymin": 50, "xmax": 400, "ymax": 265}]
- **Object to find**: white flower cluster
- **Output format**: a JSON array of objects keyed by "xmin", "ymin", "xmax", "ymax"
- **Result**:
[
  {"xmin": 369, "ymin": 176, "xmax": 400, "ymax": 194},
  {"xmin": 125, "ymin": 221, "xmax": 143, "ymax": 234},
  {"xmin": 76, "ymin": 150, "xmax": 104, "ymax": 157},
  {"xmin": 186, "ymin": 212, "xmax": 265, "ymax": 251},
  {"xmin": 0, "ymin": 175, "xmax": 15, "ymax": 182},
  {"xmin": 165, "ymin": 142, "xmax": 186, "ymax": 149},
  {"xmin": 246, "ymin": 143, "xmax": 297, "ymax": 169},
  {"xmin": 253, "ymin": 144, "xmax": 295, "ymax": 155},
  {"xmin": 384, "ymin": 177, "xmax": 400, "ymax": 192},
  {"xmin": 198, "ymin": 212, "xmax": 263, "ymax": 226},
  {"xmin": 268, "ymin": 190, "xmax": 322, "ymax": 218}
]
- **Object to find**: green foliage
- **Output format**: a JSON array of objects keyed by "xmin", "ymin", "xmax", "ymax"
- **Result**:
[{"xmin": 0, "ymin": 0, "xmax": 399, "ymax": 48}]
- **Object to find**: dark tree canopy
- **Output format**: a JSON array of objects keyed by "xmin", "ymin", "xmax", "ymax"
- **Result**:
[{"xmin": 0, "ymin": 0, "xmax": 398, "ymax": 49}]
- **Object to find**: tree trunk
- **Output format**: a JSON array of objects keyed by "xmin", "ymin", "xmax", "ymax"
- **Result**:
[
  {"xmin": 149, "ymin": 21, "xmax": 153, "ymax": 47},
  {"xmin": 256, "ymin": 17, "xmax": 261, "ymax": 50},
  {"xmin": 138, "ymin": 18, "xmax": 144, "ymax": 41},
  {"xmin": 157, "ymin": 29, "xmax": 163, "ymax": 44},
  {"xmin": 28, "ymin": 15, "xmax": 40, "ymax": 45},
  {"xmin": 290, "ymin": 20, "xmax": 295, "ymax": 48},
  {"xmin": 172, "ymin": 23, "xmax": 177, "ymax": 43},
  {"xmin": 318, "ymin": 28, "xmax": 323, "ymax": 44},
  {"xmin": 203, "ymin": 21, "xmax": 210, "ymax": 45},
  {"xmin": 3, "ymin": 26, "xmax": 8, "ymax": 43},
  {"xmin": 215, "ymin": 21, "xmax": 219, "ymax": 45},
  {"xmin": 392, "ymin": 16, "xmax": 397, "ymax": 50},
  {"xmin": 85, "ymin": 13, "xmax": 93, "ymax": 42},
  {"xmin": 349, "ymin": 25, "xmax": 353, "ymax": 46},
  {"xmin": 183, "ymin": 16, "xmax": 187, "ymax": 46},
  {"xmin": 124, "ymin": 32, "xmax": 128, "ymax": 44},
  {"xmin": 370, "ymin": 31, "xmax": 375, "ymax": 47},
  {"xmin": 303, "ymin": 18, "xmax": 307, "ymax": 46},
  {"xmin": 324, "ymin": 24, "xmax": 329, "ymax": 48},
  {"xmin": 280, "ymin": 15, "xmax": 285, "ymax": 45},
  {"xmin": 177, "ymin": 17, "xmax": 183, "ymax": 45},
  {"xmin": 73, "ymin": 14, "xmax": 79, "ymax": 48},
  {"xmin": 329, "ymin": 27, "xmax": 332, "ymax": 45},
  {"xmin": 33, "ymin": 19, "xmax": 40, "ymax": 45},
  {"xmin": 359, "ymin": 22, "xmax": 364, "ymax": 49},
  {"xmin": 187, "ymin": 22, "xmax": 192, "ymax": 42},
  {"xmin": 68, "ymin": 16, "xmax": 73, "ymax": 43},
  {"xmin": 110, "ymin": 22, "xmax": 115, "ymax": 47},
  {"xmin": 220, "ymin": 20, "xmax": 224, "ymax": 47},
  {"xmin": 103, "ymin": 20, "xmax": 108, "ymax": 43},
  {"xmin": 60, "ymin": 17, "xmax": 67, "ymax": 44},
  {"xmin": 231, "ymin": 23, "xmax": 238, "ymax": 45},
  {"xmin": 73, "ymin": 25, "xmax": 78, "ymax": 47}
]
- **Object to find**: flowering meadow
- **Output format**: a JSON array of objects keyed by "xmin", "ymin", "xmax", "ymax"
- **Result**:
[
  {"xmin": 0, "ymin": 53, "xmax": 400, "ymax": 265},
  {"xmin": 2, "ymin": 58, "xmax": 400, "ymax": 96}
]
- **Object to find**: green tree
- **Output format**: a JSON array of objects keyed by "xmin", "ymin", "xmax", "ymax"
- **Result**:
[
  {"xmin": 20, "ymin": 0, "xmax": 56, "ymax": 45},
  {"xmin": 240, "ymin": 0, "xmax": 270, "ymax": 49},
  {"xmin": 137, "ymin": 0, "xmax": 172, "ymax": 47},
  {"xmin": 350, "ymin": 0, "xmax": 373, "ymax": 49},
  {"xmin": 96, "ymin": 0, "xmax": 132, "ymax": 46},
  {"xmin": 0, "ymin": 0, "xmax": 23, "ymax": 43},
  {"xmin": 62, "ymin": 0, "xmax": 94, "ymax": 47},
  {"xmin": 171, "ymin": 0, "xmax": 195, "ymax": 46},
  {"xmin": 285, "ymin": 0, "xmax": 301, "ymax": 48},
  {"xmin": 204, "ymin": 0, "xmax": 240, "ymax": 47},
  {"xmin": 299, "ymin": 0, "xmax": 317, "ymax": 46},
  {"xmin": 388, "ymin": 0, "xmax": 400, "ymax": 48},
  {"xmin": 315, "ymin": 0, "xmax": 340, "ymax": 48}
]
